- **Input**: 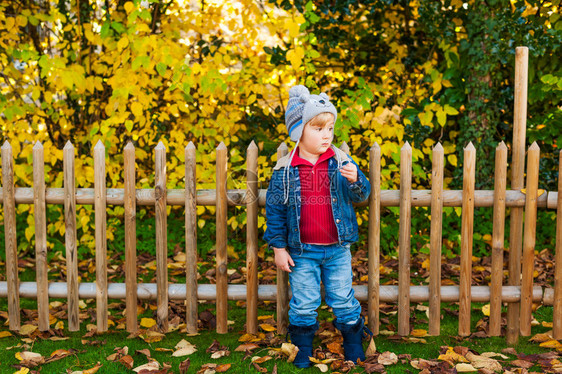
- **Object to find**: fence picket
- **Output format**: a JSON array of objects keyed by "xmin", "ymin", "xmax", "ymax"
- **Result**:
[
  {"xmin": 216, "ymin": 142, "xmax": 228, "ymax": 334},
  {"xmin": 459, "ymin": 142, "xmax": 476, "ymax": 337},
  {"xmin": 554, "ymin": 151, "xmax": 562, "ymax": 339},
  {"xmin": 507, "ymin": 46, "xmax": 528, "ymax": 344},
  {"xmin": 124, "ymin": 142, "xmax": 137, "ymax": 333},
  {"xmin": 490, "ymin": 142, "xmax": 507, "ymax": 336},
  {"xmin": 368, "ymin": 142, "xmax": 381, "ymax": 334},
  {"xmin": 64, "ymin": 142, "xmax": 79, "ymax": 331},
  {"xmin": 520, "ymin": 142, "xmax": 540, "ymax": 336},
  {"xmin": 1, "ymin": 141, "xmax": 20, "ymax": 331},
  {"xmin": 185, "ymin": 142, "xmax": 198, "ymax": 334},
  {"xmin": 33, "ymin": 142, "xmax": 49, "ymax": 331},
  {"xmin": 398, "ymin": 142, "xmax": 412, "ymax": 336},
  {"xmin": 155, "ymin": 142, "xmax": 168, "ymax": 332},
  {"xmin": 276, "ymin": 142, "xmax": 289, "ymax": 335},
  {"xmin": 94, "ymin": 140, "xmax": 108, "ymax": 332},
  {"xmin": 429, "ymin": 143, "xmax": 444, "ymax": 336},
  {"xmin": 246, "ymin": 141, "xmax": 259, "ymax": 334}
]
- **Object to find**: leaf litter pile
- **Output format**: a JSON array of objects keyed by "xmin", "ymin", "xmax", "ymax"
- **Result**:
[{"xmin": 0, "ymin": 244, "xmax": 560, "ymax": 373}]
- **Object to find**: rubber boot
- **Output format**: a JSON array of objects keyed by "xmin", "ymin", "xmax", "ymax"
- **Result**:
[
  {"xmin": 287, "ymin": 322, "xmax": 318, "ymax": 368},
  {"xmin": 333, "ymin": 317, "xmax": 372, "ymax": 363}
]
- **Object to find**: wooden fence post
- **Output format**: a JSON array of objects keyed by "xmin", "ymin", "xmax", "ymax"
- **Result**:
[
  {"xmin": 185, "ymin": 142, "xmax": 198, "ymax": 334},
  {"xmin": 124, "ymin": 142, "xmax": 138, "ymax": 333},
  {"xmin": 216, "ymin": 142, "xmax": 228, "ymax": 334},
  {"xmin": 276, "ymin": 142, "xmax": 289, "ymax": 335},
  {"xmin": 459, "ymin": 142, "xmax": 475, "ymax": 337},
  {"xmin": 368, "ymin": 142, "xmax": 380, "ymax": 335},
  {"xmin": 64, "ymin": 141, "xmax": 79, "ymax": 331},
  {"xmin": 520, "ymin": 142, "xmax": 540, "ymax": 336},
  {"xmin": 1, "ymin": 141, "xmax": 20, "ymax": 331},
  {"xmin": 246, "ymin": 141, "xmax": 259, "ymax": 334},
  {"xmin": 33, "ymin": 141, "xmax": 49, "ymax": 331},
  {"xmin": 507, "ymin": 46, "xmax": 528, "ymax": 344},
  {"xmin": 554, "ymin": 150, "xmax": 562, "ymax": 339},
  {"xmin": 94, "ymin": 140, "xmax": 108, "ymax": 332},
  {"xmin": 429, "ymin": 143, "xmax": 444, "ymax": 336},
  {"xmin": 398, "ymin": 142, "xmax": 412, "ymax": 336},
  {"xmin": 489, "ymin": 142, "xmax": 507, "ymax": 336},
  {"xmin": 155, "ymin": 141, "xmax": 168, "ymax": 332}
]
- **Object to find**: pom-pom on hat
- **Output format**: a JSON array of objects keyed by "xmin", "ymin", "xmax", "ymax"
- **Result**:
[{"xmin": 285, "ymin": 85, "xmax": 338, "ymax": 142}]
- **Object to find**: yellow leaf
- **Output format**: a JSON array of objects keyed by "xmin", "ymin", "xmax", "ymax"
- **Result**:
[
  {"xmin": 259, "ymin": 323, "xmax": 276, "ymax": 332},
  {"xmin": 140, "ymin": 318, "xmax": 156, "ymax": 328},
  {"xmin": 131, "ymin": 102, "xmax": 143, "ymax": 118},
  {"xmin": 0, "ymin": 331, "xmax": 12, "ymax": 338},
  {"xmin": 411, "ymin": 329, "xmax": 428, "ymax": 337},
  {"xmin": 124, "ymin": 1, "xmax": 135, "ymax": 14},
  {"xmin": 540, "ymin": 339, "xmax": 562, "ymax": 349},
  {"xmin": 447, "ymin": 154, "xmax": 457, "ymax": 167},
  {"xmin": 19, "ymin": 324, "xmax": 37, "ymax": 336},
  {"xmin": 482, "ymin": 304, "xmax": 490, "ymax": 317},
  {"xmin": 13, "ymin": 368, "xmax": 29, "ymax": 374}
]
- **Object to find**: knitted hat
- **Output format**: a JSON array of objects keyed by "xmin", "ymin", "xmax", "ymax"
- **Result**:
[{"xmin": 285, "ymin": 85, "xmax": 338, "ymax": 142}]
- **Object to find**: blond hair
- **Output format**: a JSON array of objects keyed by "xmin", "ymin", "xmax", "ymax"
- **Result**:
[{"xmin": 305, "ymin": 112, "xmax": 335, "ymax": 128}]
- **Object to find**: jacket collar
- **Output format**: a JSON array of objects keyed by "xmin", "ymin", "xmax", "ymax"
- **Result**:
[{"xmin": 273, "ymin": 144, "xmax": 351, "ymax": 171}]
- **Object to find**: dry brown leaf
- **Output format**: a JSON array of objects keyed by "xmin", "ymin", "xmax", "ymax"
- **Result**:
[
  {"xmin": 179, "ymin": 358, "xmax": 190, "ymax": 374},
  {"xmin": 119, "ymin": 355, "xmax": 134, "ymax": 370},
  {"xmin": 136, "ymin": 349, "xmax": 151, "ymax": 358},
  {"xmin": 455, "ymin": 363, "xmax": 477, "ymax": 372},
  {"xmin": 530, "ymin": 332, "xmax": 553, "ymax": 343},
  {"xmin": 465, "ymin": 352, "xmax": 502, "ymax": 372},
  {"xmin": 133, "ymin": 359, "xmax": 160, "ymax": 372},
  {"xmin": 216, "ymin": 363, "xmax": 231, "ymax": 372},
  {"xmin": 141, "ymin": 330, "xmax": 165, "ymax": 343},
  {"xmin": 378, "ymin": 351, "xmax": 398, "ymax": 365},
  {"xmin": 327, "ymin": 341, "xmax": 344, "ymax": 355},
  {"xmin": 234, "ymin": 343, "xmax": 259, "ymax": 352},
  {"xmin": 210, "ymin": 350, "xmax": 230, "ymax": 359},
  {"xmin": 366, "ymin": 337, "xmax": 377, "ymax": 357},
  {"xmin": 510, "ymin": 359, "xmax": 534, "ymax": 369},
  {"xmin": 83, "ymin": 363, "xmax": 102, "ymax": 374},
  {"xmin": 252, "ymin": 356, "xmax": 272, "ymax": 364},
  {"xmin": 281, "ymin": 342, "xmax": 299, "ymax": 363},
  {"xmin": 173, "ymin": 346, "xmax": 197, "ymax": 357}
]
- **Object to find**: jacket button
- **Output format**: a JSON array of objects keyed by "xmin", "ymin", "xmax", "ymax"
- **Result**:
[
  {"xmin": 294, "ymin": 228, "xmax": 298, "ymax": 232},
  {"xmin": 336, "ymin": 219, "xmax": 341, "ymax": 223},
  {"xmin": 332, "ymin": 198, "xmax": 336, "ymax": 202}
]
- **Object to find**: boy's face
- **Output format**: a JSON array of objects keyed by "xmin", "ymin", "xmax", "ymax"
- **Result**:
[{"xmin": 299, "ymin": 115, "xmax": 335, "ymax": 157}]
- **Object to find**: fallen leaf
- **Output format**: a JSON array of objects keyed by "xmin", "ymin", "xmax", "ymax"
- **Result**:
[
  {"xmin": 465, "ymin": 352, "xmax": 502, "ymax": 372},
  {"xmin": 216, "ymin": 363, "xmax": 231, "ymax": 372},
  {"xmin": 455, "ymin": 363, "xmax": 477, "ymax": 372},
  {"xmin": 211, "ymin": 350, "xmax": 230, "ymax": 359},
  {"xmin": 133, "ymin": 359, "xmax": 160, "ymax": 372},
  {"xmin": 119, "ymin": 355, "xmax": 134, "ymax": 369},
  {"xmin": 378, "ymin": 351, "xmax": 398, "ymax": 365},
  {"xmin": 482, "ymin": 304, "xmax": 490, "ymax": 316},
  {"xmin": 140, "ymin": 318, "xmax": 157, "ymax": 328},
  {"xmin": 251, "ymin": 356, "xmax": 272, "ymax": 364},
  {"xmin": 510, "ymin": 359, "xmax": 534, "ymax": 369},
  {"xmin": 259, "ymin": 323, "xmax": 276, "ymax": 332},
  {"xmin": 234, "ymin": 343, "xmax": 259, "ymax": 352},
  {"xmin": 540, "ymin": 339, "xmax": 562, "ymax": 349},
  {"xmin": 327, "ymin": 341, "xmax": 344, "ymax": 355},
  {"xmin": 19, "ymin": 325, "xmax": 37, "ymax": 336},
  {"xmin": 173, "ymin": 346, "xmax": 198, "ymax": 357},
  {"xmin": 179, "ymin": 358, "xmax": 190, "ymax": 374},
  {"xmin": 281, "ymin": 343, "xmax": 299, "ymax": 363},
  {"xmin": 0, "ymin": 331, "xmax": 13, "ymax": 338},
  {"xmin": 315, "ymin": 363, "xmax": 329, "ymax": 372},
  {"xmin": 366, "ymin": 338, "xmax": 377, "ymax": 357},
  {"xmin": 411, "ymin": 329, "xmax": 428, "ymax": 337}
]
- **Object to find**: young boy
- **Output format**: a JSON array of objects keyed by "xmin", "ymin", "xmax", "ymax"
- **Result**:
[{"xmin": 264, "ymin": 85, "xmax": 371, "ymax": 368}]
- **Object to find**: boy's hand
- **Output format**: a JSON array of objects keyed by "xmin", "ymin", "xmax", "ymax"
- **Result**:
[
  {"xmin": 273, "ymin": 247, "xmax": 294, "ymax": 273},
  {"xmin": 340, "ymin": 162, "xmax": 358, "ymax": 183}
]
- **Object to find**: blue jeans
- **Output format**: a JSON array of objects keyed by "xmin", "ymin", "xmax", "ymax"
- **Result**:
[{"xmin": 288, "ymin": 243, "xmax": 361, "ymax": 326}]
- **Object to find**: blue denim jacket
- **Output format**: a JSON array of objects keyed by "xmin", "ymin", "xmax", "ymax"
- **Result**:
[{"xmin": 264, "ymin": 145, "xmax": 371, "ymax": 251}]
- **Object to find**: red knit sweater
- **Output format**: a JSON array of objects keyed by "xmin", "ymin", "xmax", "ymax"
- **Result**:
[{"xmin": 291, "ymin": 147, "xmax": 338, "ymax": 244}]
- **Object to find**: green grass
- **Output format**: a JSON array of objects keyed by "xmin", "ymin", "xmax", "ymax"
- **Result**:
[{"xmin": 0, "ymin": 296, "xmax": 556, "ymax": 373}]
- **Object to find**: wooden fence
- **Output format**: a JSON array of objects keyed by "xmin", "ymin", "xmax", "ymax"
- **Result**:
[{"xmin": 1, "ymin": 47, "xmax": 561, "ymax": 344}]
